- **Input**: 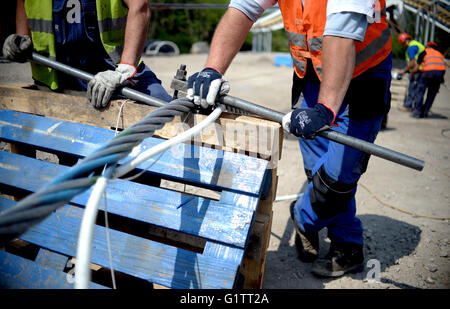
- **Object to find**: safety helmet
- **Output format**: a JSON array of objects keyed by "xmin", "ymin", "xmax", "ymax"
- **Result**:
[
  {"xmin": 426, "ymin": 42, "xmax": 438, "ymax": 48},
  {"xmin": 398, "ymin": 33, "xmax": 412, "ymax": 45}
]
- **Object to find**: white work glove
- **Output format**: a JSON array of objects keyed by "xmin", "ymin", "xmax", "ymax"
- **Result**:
[
  {"xmin": 282, "ymin": 111, "xmax": 292, "ymax": 133},
  {"xmin": 392, "ymin": 71, "xmax": 403, "ymax": 80},
  {"xmin": 2, "ymin": 34, "xmax": 32, "ymax": 63},
  {"xmin": 186, "ymin": 67, "xmax": 230, "ymax": 109},
  {"xmin": 87, "ymin": 63, "xmax": 137, "ymax": 109}
]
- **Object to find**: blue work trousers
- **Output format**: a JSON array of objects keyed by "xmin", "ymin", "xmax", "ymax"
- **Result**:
[{"xmin": 292, "ymin": 55, "xmax": 392, "ymax": 246}]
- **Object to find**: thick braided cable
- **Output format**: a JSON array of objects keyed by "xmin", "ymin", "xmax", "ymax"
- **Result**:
[{"xmin": 0, "ymin": 98, "xmax": 195, "ymax": 245}]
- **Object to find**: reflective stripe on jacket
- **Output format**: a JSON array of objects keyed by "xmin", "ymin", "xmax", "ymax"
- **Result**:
[
  {"xmin": 421, "ymin": 47, "xmax": 446, "ymax": 72},
  {"xmin": 278, "ymin": 0, "xmax": 392, "ymax": 81},
  {"xmin": 25, "ymin": 0, "xmax": 128, "ymax": 90}
]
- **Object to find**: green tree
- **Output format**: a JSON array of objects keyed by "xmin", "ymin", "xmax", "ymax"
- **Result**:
[{"xmin": 148, "ymin": 0, "xmax": 228, "ymax": 53}]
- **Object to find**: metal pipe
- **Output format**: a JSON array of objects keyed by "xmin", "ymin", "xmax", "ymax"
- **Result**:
[
  {"xmin": 425, "ymin": 8, "xmax": 431, "ymax": 44},
  {"xmin": 171, "ymin": 79, "xmax": 424, "ymax": 171},
  {"xmin": 31, "ymin": 53, "xmax": 166, "ymax": 107},
  {"xmin": 218, "ymin": 93, "xmax": 424, "ymax": 171},
  {"xmin": 415, "ymin": 10, "xmax": 420, "ymax": 39},
  {"xmin": 30, "ymin": 53, "xmax": 425, "ymax": 171},
  {"xmin": 431, "ymin": 4, "xmax": 437, "ymax": 42},
  {"xmin": 405, "ymin": 3, "xmax": 450, "ymax": 35},
  {"xmin": 419, "ymin": 10, "xmax": 424, "ymax": 44}
]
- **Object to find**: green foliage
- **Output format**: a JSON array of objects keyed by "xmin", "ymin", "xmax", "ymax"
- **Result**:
[
  {"xmin": 148, "ymin": 0, "xmax": 228, "ymax": 53},
  {"xmin": 391, "ymin": 32, "xmax": 405, "ymax": 59},
  {"xmin": 148, "ymin": 1, "xmax": 289, "ymax": 54},
  {"xmin": 271, "ymin": 29, "xmax": 289, "ymax": 52}
]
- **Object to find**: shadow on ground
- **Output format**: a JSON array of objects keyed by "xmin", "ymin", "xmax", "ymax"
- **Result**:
[{"xmin": 263, "ymin": 199, "xmax": 422, "ymax": 289}]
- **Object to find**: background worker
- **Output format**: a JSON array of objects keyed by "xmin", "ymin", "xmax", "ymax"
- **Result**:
[
  {"xmin": 396, "ymin": 33, "xmax": 425, "ymax": 112},
  {"xmin": 2, "ymin": 0, "xmax": 172, "ymax": 109},
  {"xmin": 411, "ymin": 42, "xmax": 447, "ymax": 118},
  {"xmin": 186, "ymin": 0, "xmax": 392, "ymax": 278}
]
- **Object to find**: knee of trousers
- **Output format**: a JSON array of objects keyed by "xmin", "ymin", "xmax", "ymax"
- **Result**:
[{"xmin": 310, "ymin": 165, "xmax": 357, "ymax": 220}]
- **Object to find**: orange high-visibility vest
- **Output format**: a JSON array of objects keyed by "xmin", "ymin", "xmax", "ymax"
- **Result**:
[
  {"xmin": 278, "ymin": 0, "xmax": 392, "ymax": 80},
  {"xmin": 421, "ymin": 47, "xmax": 446, "ymax": 72}
]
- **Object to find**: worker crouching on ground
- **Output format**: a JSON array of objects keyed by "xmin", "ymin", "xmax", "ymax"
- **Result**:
[
  {"xmin": 410, "ymin": 42, "xmax": 447, "ymax": 118},
  {"xmin": 186, "ymin": 0, "xmax": 392, "ymax": 278},
  {"xmin": 2, "ymin": 0, "xmax": 172, "ymax": 109},
  {"xmin": 396, "ymin": 33, "xmax": 425, "ymax": 113}
]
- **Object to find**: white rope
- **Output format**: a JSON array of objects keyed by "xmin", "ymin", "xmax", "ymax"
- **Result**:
[
  {"xmin": 114, "ymin": 106, "xmax": 223, "ymax": 178},
  {"xmin": 103, "ymin": 189, "xmax": 116, "ymax": 289},
  {"xmin": 74, "ymin": 105, "xmax": 223, "ymax": 289},
  {"xmin": 274, "ymin": 193, "xmax": 304, "ymax": 202},
  {"xmin": 74, "ymin": 176, "xmax": 108, "ymax": 289}
]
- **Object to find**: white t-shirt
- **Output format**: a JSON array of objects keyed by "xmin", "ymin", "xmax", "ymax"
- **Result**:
[{"xmin": 230, "ymin": 0, "xmax": 375, "ymax": 41}]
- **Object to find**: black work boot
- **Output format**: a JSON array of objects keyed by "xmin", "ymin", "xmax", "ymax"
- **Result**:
[
  {"xmin": 311, "ymin": 242, "xmax": 364, "ymax": 277},
  {"xmin": 290, "ymin": 201, "xmax": 319, "ymax": 262}
]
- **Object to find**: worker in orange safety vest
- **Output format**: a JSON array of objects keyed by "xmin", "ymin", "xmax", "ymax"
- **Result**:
[
  {"xmin": 186, "ymin": 0, "xmax": 392, "ymax": 278},
  {"xmin": 411, "ymin": 41, "xmax": 447, "ymax": 118}
]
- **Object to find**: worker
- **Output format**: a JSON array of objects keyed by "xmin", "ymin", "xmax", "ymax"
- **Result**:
[
  {"xmin": 2, "ymin": 0, "xmax": 172, "ymax": 109},
  {"xmin": 397, "ymin": 33, "xmax": 425, "ymax": 112},
  {"xmin": 411, "ymin": 42, "xmax": 447, "ymax": 118},
  {"xmin": 186, "ymin": 0, "xmax": 392, "ymax": 277}
]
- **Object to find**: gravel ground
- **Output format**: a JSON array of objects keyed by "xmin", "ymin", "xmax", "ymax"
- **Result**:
[{"xmin": 1, "ymin": 52, "xmax": 449, "ymax": 289}]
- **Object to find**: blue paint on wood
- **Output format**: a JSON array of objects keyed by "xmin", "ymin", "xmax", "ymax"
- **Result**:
[
  {"xmin": 0, "ymin": 150, "xmax": 257, "ymax": 248},
  {"xmin": 0, "ymin": 250, "xmax": 108, "ymax": 289},
  {"xmin": 0, "ymin": 197, "xmax": 244, "ymax": 289},
  {"xmin": 35, "ymin": 248, "xmax": 69, "ymax": 272},
  {"xmin": 0, "ymin": 109, "xmax": 273, "ymax": 288},
  {"xmin": 0, "ymin": 109, "xmax": 270, "ymax": 197}
]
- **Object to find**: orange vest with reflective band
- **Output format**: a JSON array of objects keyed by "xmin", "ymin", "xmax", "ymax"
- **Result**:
[
  {"xmin": 421, "ymin": 47, "xmax": 446, "ymax": 72},
  {"xmin": 278, "ymin": 0, "xmax": 392, "ymax": 80}
]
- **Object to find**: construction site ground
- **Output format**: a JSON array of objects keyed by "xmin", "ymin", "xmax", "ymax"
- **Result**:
[{"xmin": 1, "ymin": 52, "xmax": 449, "ymax": 289}]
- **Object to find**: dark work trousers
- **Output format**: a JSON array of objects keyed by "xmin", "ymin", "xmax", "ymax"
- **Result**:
[{"xmin": 413, "ymin": 70, "xmax": 445, "ymax": 118}]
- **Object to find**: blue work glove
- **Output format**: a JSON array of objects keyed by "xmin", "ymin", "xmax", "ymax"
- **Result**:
[
  {"xmin": 2, "ymin": 34, "xmax": 32, "ymax": 63},
  {"xmin": 186, "ymin": 67, "xmax": 230, "ymax": 109},
  {"xmin": 87, "ymin": 63, "xmax": 136, "ymax": 109},
  {"xmin": 282, "ymin": 103, "xmax": 336, "ymax": 139}
]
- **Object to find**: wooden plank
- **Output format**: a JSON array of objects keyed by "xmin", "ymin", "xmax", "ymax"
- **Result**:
[
  {"xmin": 0, "ymin": 109, "xmax": 269, "ymax": 198},
  {"xmin": 0, "ymin": 84, "xmax": 282, "ymax": 160},
  {"xmin": 35, "ymin": 248, "xmax": 69, "ymax": 272},
  {"xmin": 0, "ymin": 150, "xmax": 258, "ymax": 248},
  {"xmin": 0, "ymin": 84, "xmax": 152, "ymax": 130},
  {"xmin": 0, "ymin": 197, "xmax": 243, "ymax": 289},
  {"xmin": 241, "ymin": 212, "xmax": 272, "ymax": 289},
  {"xmin": 257, "ymin": 169, "xmax": 278, "ymax": 216},
  {"xmin": 0, "ymin": 250, "xmax": 108, "ymax": 289},
  {"xmin": 241, "ymin": 213, "xmax": 270, "ymax": 261},
  {"xmin": 189, "ymin": 113, "xmax": 282, "ymax": 164},
  {"xmin": 170, "ymin": 80, "xmax": 282, "ymax": 161}
]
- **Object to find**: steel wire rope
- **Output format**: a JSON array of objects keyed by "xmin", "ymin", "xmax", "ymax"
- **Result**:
[
  {"xmin": 0, "ymin": 98, "xmax": 198, "ymax": 246},
  {"xmin": 74, "ymin": 105, "xmax": 223, "ymax": 289}
]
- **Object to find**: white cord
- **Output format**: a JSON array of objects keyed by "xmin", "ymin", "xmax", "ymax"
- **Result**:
[
  {"xmin": 74, "ymin": 105, "xmax": 223, "ymax": 289},
  {"xmin": 103, "ymin": 190, "xmax": 116, "ymax": 289},
  {"xmin": 75, "ymin": 99, "xmax": 128, "ymax": 289},
  {"xmin": 114, "ymin": 106, "xmax": 223, "ymax": 178},
  {"xmin": 74, "ymin": 176, "xmax": 109, "ymax": 289},
  {"xmin": 274, "ymin": 193, "xmax": 304, "ymax": 202}
]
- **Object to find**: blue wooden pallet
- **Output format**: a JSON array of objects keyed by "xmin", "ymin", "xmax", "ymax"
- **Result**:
[{"xmin": 0, "ymin": 109, "xmax": 271, "ymax": 289}]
